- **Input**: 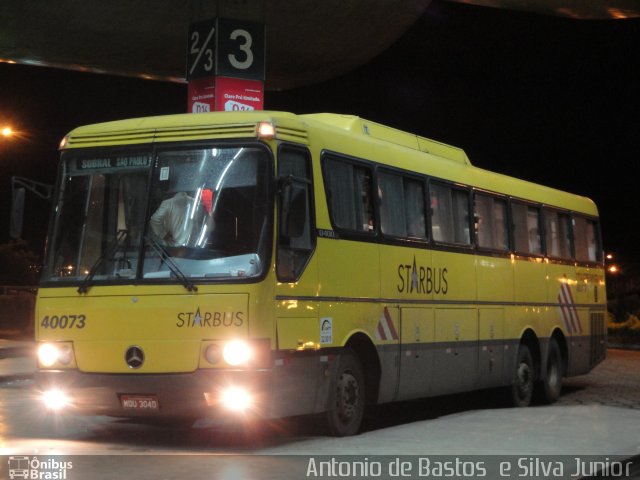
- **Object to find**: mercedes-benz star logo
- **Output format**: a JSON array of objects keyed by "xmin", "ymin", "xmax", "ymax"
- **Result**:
[{"xmin": 125, "ymin": 346, "xmax": 144, "ymax": 369}]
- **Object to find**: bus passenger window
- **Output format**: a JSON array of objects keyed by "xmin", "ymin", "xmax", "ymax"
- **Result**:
[
  {"xmin": 474, "ymin": 193, "xmax": 508, "ymax": 251},
  {"xmin": 512, "ymin": 202, "xmax": 542, "ymax": 255},
  {"xmin": 324, "ymin": 157, "xmax": 374, "ymax": 233},
  {"xmin": 405, "ymin": 179, "xmax": 426, "ymax": 239},
  {"xmin": 574, "ymin": 216, "xmax": 600, "ymax": 262},
  {"xmin": 378, "ymin": 171, "xmax": 426, "ymax": 239},
  {"xmin": 430, "ymin": 183, "xmax": 470, "ymax": 245},
  {"xmin": 544, "ymin": 210, "xmax": 572, "ymax": 259}
]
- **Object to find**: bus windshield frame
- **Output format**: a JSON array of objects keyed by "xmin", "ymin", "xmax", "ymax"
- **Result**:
[{"xmin": 41, "ymin": 142, "xmax": 274, "ymax": 287}]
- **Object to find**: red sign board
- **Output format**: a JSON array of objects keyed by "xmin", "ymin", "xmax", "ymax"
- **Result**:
[
  {"xmin": 214, "ymin": 76, "xmax": 264, "ymax": 111},
  {"xmin": 188, "ymin": 77, "xmax": 216, "ymax": 113},
  {"xmin": 188, "ymin": 76, "xmax": 264, "ymax": 113}
]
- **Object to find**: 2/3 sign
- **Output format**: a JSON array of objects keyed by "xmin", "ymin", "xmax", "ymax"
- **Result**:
[{"xmin": 187, "ymin": 18, "xmax": 265, "ymax": 81}]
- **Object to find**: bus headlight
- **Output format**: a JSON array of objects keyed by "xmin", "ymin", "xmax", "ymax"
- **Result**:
[
  {"xmin": 38, "ymin": 342, "xmax": 74, "ymax": 368},
  {"xmin": 222, "ymin": 340, "xmax": 252, "ymax": 366},
  {"xmin": 204, "ymin": 344, "xmax": 222, "ymax": 365}
]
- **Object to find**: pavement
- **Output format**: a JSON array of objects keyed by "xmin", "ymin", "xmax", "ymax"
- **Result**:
[
  {"xmin": 0, "ymin": 339, "xmax": 36, "ymax": 381},
  {"xmin": 1, "ymin": 339, "xmax": 640, "ymax": 478}
]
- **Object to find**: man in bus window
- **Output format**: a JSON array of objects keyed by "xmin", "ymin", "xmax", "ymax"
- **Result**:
[{"xmin": 149, "ymin": 191, "xmax": 208, "ymax": 247}]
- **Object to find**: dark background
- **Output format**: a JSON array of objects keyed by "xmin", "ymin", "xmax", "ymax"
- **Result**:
[{"xmin": 0, "ymin": 0, "xmax": 638, "ymax": 275}]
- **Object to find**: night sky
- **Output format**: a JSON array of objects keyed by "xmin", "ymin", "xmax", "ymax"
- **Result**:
[{"xmin": 0, "ymin": 0, "xmax": 638, "ymax": 268}]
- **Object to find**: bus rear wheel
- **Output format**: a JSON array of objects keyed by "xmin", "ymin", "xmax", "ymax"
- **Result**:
[
  {"xmin": 511, "ymin": 344, "xmax": 534, "ymax": 407},
  {"xmin": 326, "ymin": 350, "xmax": 365, "ymax": 436},
  {"xmin": 537, "ymin": 338, "xmax": 563, "ymax": 404}
]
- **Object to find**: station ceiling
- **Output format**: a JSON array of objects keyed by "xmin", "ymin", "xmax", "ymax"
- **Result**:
[{"xmin": 0, "ymin": 0, "xmax": 637, "ymax": 91}]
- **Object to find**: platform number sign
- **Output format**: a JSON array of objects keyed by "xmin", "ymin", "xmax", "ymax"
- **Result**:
[
  {"xmin": 187, "ymin": 18, "xmax": 216, "ymax": 79},
  {"xmin": 187, "ymin": 18, "xmax": 265, "ymax": 81}
]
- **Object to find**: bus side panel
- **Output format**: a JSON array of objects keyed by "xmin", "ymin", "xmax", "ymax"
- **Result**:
[
  {"xmin": 397, "ymin": 307, "xmax": 434, "ymax": 400},
  {"xmin": 476, "ymin": 255, "xmax": 513, "ymax": 303},
  {"xmin": 316, "ymin": 239, "xmax": 380, "ymax": 299},
  {"xmin": 475, "ymin": 255, "xmax": 511, "ymax": 389},
  {"xmin": 513, "ymin": 257, "xmax": 547, "ymax": 306},
  {"xmin": 566, "ymin": 308, "xmax": 593, "ymax": 376},
  {"xmin": 428, "ymin": 250, "xmax": 479, "ymax": 396},
  {"xmin": 477, "ymin": 308, "xmax": 505, "ymax": 389},
  {"xmin": 270, "ymin": 352, "xmax": 323, "ymax": 418},
  {"xmin": 546, "ymin": 262, "xmax": 574, "ymax": 336},
  {"xmin": 430, "ymin": 308, "xmax": 478, "ymax": 396}
]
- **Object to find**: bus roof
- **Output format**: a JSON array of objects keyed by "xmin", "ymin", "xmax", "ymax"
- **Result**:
[
  {"xmin": 63, "ymin": 110, "xmax": 598, "ymax": 216},
  {"xmin": 301, "ymin": 113, "xmax": 471, "ymax": 166}
]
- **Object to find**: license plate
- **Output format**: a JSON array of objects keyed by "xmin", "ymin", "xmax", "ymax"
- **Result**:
[{"xmin": 121, "ymin": 395, "xmax": 159, "ymax": 411}]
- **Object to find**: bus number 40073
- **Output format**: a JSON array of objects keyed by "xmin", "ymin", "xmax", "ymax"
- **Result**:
[{"xmin": 40, "ymin": 314, "xmax": 86, "ymax": 329}]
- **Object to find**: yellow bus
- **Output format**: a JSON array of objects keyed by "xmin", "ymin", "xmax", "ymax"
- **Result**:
[{"xmin": 35, "ymin": 111, "xmax": 606, "ymax": 436}]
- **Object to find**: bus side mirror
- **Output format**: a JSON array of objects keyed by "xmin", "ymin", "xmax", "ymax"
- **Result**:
[
  {"xmin": 10, "ymin": 187, "xmax": 25, "ymax": 239},
  {"xmin": 9, "ymin": 176, "xmax": 53, "ymax": 239},
  {"xmin": 279, "ymin": 176, "xmax": 307, "ymax": 238}
]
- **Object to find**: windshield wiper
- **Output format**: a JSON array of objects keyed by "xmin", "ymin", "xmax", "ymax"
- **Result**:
[
  {"xmin": 146, "ymin": 236, "xmax": 198, "ymax": 293},
  {"xmin": 77, "ymin": 229, "xmax": 128, "ymax": 294}
]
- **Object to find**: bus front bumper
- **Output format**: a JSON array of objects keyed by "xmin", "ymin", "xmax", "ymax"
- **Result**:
[{"xmin": 35, "ymin": 368, "xmax": 274, "ymax": 420}]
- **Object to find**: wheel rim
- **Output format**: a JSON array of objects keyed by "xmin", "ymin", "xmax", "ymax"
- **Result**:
[{"xmin": 336, "ymin": 370, "xmax": 360, "ymax": 423}]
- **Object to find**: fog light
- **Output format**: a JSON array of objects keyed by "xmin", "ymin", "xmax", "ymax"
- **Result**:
[
  {"xmin": 221, "ymin": 387, "xmax": 252, "ymax": 412},
  {"xmin": 43, "ymin": 389, "xmax": 70, "ymax": 410}
]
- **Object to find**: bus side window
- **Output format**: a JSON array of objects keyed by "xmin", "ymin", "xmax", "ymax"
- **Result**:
[
  {"xmin": 574, "ymin": 215, "xmax": 601, "ymax": 262},
  {"xmin": 512, "ymin": 202, "xmax": 542, "ymax": 255},
  {"xmin": 277, "ymin": 146, "xmax": 315, "ymax": 282},
  {"xmin": 430, "ymin": 182, "xmax": 470, "ymax": 245},
  {"xmin": 474, "ymin": 193, "xmax": 508, "ymax": 251},
  {"xmin": 544, "ymin": 209, "xmax": 572, "ymax": 259},
  {"xmin": 324, "ymin": 156, "xmax": 375, "ymax": 233},
  {"xmin": 378, "ymin": 170, "xmax": 426, "ymax": 240}
]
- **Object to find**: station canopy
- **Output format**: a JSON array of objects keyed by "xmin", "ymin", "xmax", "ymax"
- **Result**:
[{"xmin": 0, "ymin": 0, "xmax": 637, "ymax": 90}]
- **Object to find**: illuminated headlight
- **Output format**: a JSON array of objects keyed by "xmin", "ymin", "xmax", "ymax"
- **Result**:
[
  {"xmin": 221, "ymin": 387, "xmax": 252, "ymax": 411},
  {"xmin": 38, "ymin": 342, "xmax": 74, "ymax": 368},
  {"xmin": 222, "ymin": 340, "xmax": 252, "ymax": 366},
  {"xmin": 42, "ymin": 389, "xmax": 71, "ymax": 410}
]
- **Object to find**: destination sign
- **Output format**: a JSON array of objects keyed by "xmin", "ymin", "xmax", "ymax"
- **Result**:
[{"xmin": 75, "ymin": 155, "xmax": 151, "ymax": 171}]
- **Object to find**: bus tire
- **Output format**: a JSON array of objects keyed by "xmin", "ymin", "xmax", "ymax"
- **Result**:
[
  {"xmin": 326, "ymin": 350, "xmax": 365, "ymax": 436},
  {"xmin": 511, "ymin": 344, "xmax": 534, "ymax": 407},
  {"xmin": 538, "ymin": 338, "xmax": 563, "ymax": 404}
]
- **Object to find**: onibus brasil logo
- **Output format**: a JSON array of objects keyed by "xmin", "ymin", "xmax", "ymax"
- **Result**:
[{"xmin": 7, "ymin": 457, "xmax": 73, "ymax": 479}]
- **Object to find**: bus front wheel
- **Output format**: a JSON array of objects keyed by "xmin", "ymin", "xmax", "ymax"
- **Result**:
[
  {"xmin": 511, "ymin": 344, "xmax": 534, "ymax": 407},
  {"xmin": 326, "ymin": 350, "xmax": 365, "ymax": 436}
]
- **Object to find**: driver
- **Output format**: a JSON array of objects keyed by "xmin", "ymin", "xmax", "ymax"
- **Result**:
[{"xmin": 149, "ymin": 191, "xmax": 208, "ymax": 247}]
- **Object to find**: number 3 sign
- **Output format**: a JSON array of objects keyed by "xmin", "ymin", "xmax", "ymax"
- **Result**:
[{"xmin": 187, "ymin": 18, "xmax": 265, "ymax": 81}]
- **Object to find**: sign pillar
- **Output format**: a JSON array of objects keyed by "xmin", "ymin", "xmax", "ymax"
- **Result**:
[{"xmin": 187, "ymin": 18, "xmax": 265, "ymax": 113}]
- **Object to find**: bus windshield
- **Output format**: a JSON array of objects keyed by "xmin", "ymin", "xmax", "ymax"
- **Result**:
[{"xmin": 43, "ymin": 146, "xmax": 271, "ymax": 284}]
